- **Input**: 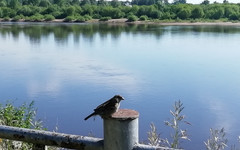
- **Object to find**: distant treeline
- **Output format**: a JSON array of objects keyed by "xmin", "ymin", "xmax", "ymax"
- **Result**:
[{"xmin": 0, "ymin": 0, "xmax": 240, "ymax": 22}]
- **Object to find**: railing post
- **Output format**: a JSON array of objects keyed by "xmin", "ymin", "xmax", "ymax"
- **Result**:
[{"xmin": 104, "ymin": 109, "xmax": 139, "ymax": 150}]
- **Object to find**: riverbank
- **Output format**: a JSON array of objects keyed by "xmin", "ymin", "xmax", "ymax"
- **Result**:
[{"xmin": 1, "ymin": 18, "xmax": 240, "ymax": 26}]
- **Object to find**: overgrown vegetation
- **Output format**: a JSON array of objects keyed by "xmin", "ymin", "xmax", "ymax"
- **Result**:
[
  {"xmin": 204, "ymin": 128, "xmax": 228, "ymax": 150},
  {"xmin": 164, "ymin": 100, "xmax": 190, "ymax": 148},
  {"xmin": 0, "ymin": 101, "xmax": 44, "ymax": 149},
  {"xmin": 148, "ymin": 100, "xmax": 190, "ymax": 149},
  {"xmin": 148, "ymin": 100, "xmax": 240, "ymax": 150},
  {"xmin": 0, "ymin": 0, "xmax": 240, "ymax": 22},
  {"xmin": 0, "ymin": 100, "xmax": 239, "ymax": 149}
]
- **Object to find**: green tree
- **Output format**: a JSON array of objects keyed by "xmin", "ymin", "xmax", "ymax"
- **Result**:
[
  {"xmin": 82, "ymin": 4, "xmax": 94, "ymax": 15},
  {"xmin": 224, "ymin": 5, "xmax": 239, "ymax": 18},
  {"xmin": 201, "ymin": 0, "xmax": 210, "ymax": 5},
  {"xmin": 74, "ymin": 5, "xmax": 83, "ymax": 14},
  {"xmin": 89, "ymin": 0, "xmax": 97, "ymax": 5},
  {"xmin": 42, "ymin": 4, "xmax": 58, "ymax": 14},
  {"xmin": 39, "ymin": 0, "xmax": 50, "ymax": 7},
  {"xmin": 99, "ymin": 6, "xmax": 121, "ymax": 18},
  {"xmin": 1, "ymin": 7, "xmax": 16, "ymax": 17},
  {"xmin": 0, "ymin": 0, "xmax": 7, "ymax": 7},
  {"xmin": 111, "ymin": 7, "xmax": 124, "ymax": 18},
  {"xmin": 223, "ymin": 0, "xmax": 228, "ymax": 4},
  {"xmin": 161, "ymin": 12, "xmax": 172, "ymax": 19},
  {"xmin": 17, "ymin": 5, "xmax": 32, "ymax": 16},
  {"xmin": 132, "ymin": 0, "xmax": 159, "ymax": 5},
  {"xmin": 53, "ymin": 0, "xmax": 68, "ymax": 6},
  {"xmin": 71, "ymin": 0, "xmax": 79, "ymax": 5},
  {"xmin": 9, "ymin": 0, "xmax": 20, "ymax": 9},
  {"xmin": 130, "ymin": 5, "xmax": 139, "ymax": 15},
  {"xmin": 177, "ymin": 7, "xmax": 191, "ymax": 19},
  {"xmin": 173, "ymin": 0, "xmax": 186, "ymax": 4},
  {"xmin": 97, "ymin": 0, "xmax": 107, "ymax": 6},
  {"xmin": 164, "ymin": 0, "xmax": 169, "ymax": 4},
  {"xmin": 29, "ymin": 0, "xmax": 40, "ymax": 5},
  {"xmin": 171, "ymin": 4, "xmax": 191, "ymax": 19},
  {"xmin": 81, "ymin": 0, "xmax": 91, "ymax": 5},
  {"xmin": 17, "ymin": 5, "xmax": 41, "ymax": 16},
  {"xmin": 205, "ymin": 4, "xmax": 225, "ymax": 19},
  {"xmin": 191, "ymin": 6, "xmax": 204, "ymax": 19},
  {"xmin": 22, "ymin": 0, "xmax": 40, "ymax": 5},
  {"xmin": 65, "ymin": 6, "xmax": 75, "ymax": 16},
  {"xmin": 0, "ymin": 8, "xmax": 2, "ymax": 17},
  {"xmin": 110, "ymin": 0, "xmax": 121, "ymax": 7}
]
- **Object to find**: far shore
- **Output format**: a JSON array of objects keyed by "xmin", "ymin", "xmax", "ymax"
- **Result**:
[{"xmin": 1, "ymin": 18, "xmax": 240, "ymax": 26}]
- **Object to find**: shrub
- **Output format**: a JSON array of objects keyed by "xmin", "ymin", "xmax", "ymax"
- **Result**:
[
  {"xmin": 29, "ymin": 14, "xmax": 44, "ymax": 22},
  {"xmin": 0, "ymin": 101, "xmax": 44, "ymax": 149},
  {"xmin": 44, "ymin": 14, "xmax": 55, "ymax": 21},
  {"xmin": 229, "ymin": 12, "xmax": 240, "ymax": 20},
  {"xmin": 24, "ymin": 16, "xmax": 31, "ymax": 21},
  {"xmin": 51, "ymin": 11, "xmax": 63, "ymax": 19},
  {"xmin": 84, "ymin": 14, "xmax": 92, "ymax": 21},
  {"xmin": 139, "ymin": 15, "xmax": 148, "ymax": 21},
  {"xmin": 99, "ymin": 16, "xmax": 111, "ymax": 21},
  {"xmin": 127, "ymin": 14, "xmax": 138, "ymax": 22},
  {"xmin": 12, "ymin": 15, "xmax": 22, "ymax": 21},
  {"xmin": 92, "ymin": 14, "xmax": 101, "ymax": 19},
  {"xmin": 3, "ymin": 16, "xmax": 10, "ymax": 21},
  {"xmin": 64, "ymin": 15, "xmax": 75, "ymax": 22},
  {"xmin": 75, "ymin": 16, "xmax": 85, "ymax": 22}
]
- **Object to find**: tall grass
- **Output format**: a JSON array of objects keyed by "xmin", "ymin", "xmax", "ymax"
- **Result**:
[
  {"xmin": 148, "ymin": 100, "xmax": 240, "ymax": 150},
  {"xmin": 164, "ymin": 100, "xmax": 190, "ymax": 149},
  {"xmin": 148, "ymin": 100, "xmax": 190, "ymax": 149},
  {"xmin": 0, "ymin": 101, "xmax": 44, "ymax": 149},
  {"xmin": 204, "ymin": 128, "xmax": 228, "ymax": 150}
]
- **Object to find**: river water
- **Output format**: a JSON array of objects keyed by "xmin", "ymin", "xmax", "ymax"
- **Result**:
[{"xmin": 0, "ymin": 22, "xmax": 240, "ymax": 149}]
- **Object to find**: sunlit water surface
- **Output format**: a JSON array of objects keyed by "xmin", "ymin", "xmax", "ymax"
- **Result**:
[{"xmin": 1, "ymin": 22, "xmax": 240, "ymax": 149}]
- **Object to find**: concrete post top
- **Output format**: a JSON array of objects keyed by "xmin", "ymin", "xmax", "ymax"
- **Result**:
[{"xmin": 110, "ymin": 109, "xmax": 139, "ymax": 120}]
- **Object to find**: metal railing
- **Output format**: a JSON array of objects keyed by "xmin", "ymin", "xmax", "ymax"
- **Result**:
[{"xmin": 0, "ymin": 109, "xmax": 179, "ymax": 150}]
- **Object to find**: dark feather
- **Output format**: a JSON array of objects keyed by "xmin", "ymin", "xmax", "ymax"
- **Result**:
[
  {"xmin": 84, "ymin": 112, "xmax": 97, "ymax": 120},
  {"xmin": 84, "ymin": 95, "xmax": 124, "ymax": 121}
]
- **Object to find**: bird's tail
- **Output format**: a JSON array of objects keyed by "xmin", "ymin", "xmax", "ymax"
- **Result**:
[{"xmin": 84, "ymin": 112, "xmax": 96, "ymax": 120}]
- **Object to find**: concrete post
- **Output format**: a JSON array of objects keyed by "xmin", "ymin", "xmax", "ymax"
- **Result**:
[{"xmin": 104, "ymin": 109, "xmax": 139, "ymax": 150}]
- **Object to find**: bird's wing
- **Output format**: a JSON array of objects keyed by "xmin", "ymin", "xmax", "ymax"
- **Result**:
[{"xmin": 94, "ymin": 98, "xmax": 117, "ymax": 113}]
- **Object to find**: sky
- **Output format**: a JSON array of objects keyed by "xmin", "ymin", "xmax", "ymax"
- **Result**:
[{"xmin": 176, "ymin": 0, "xmax": 240, "ymax": 4}]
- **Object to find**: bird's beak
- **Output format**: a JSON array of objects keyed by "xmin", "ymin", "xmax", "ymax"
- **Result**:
[{"xmin": 122, "ymin": 97, "xmax": 125, "ymax": 100}]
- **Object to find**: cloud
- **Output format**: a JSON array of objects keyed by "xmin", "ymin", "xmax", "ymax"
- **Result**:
[
  {"xmin": 200, "ymin": 96, "xmax": 235, "ymax": 132},
  {"xmin": 22, "ymin": 51, "xmax": 141, "ymax": 98}
]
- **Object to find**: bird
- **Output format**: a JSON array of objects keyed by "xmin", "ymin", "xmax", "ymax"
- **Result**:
[{"xmin": 84, "ymin": 95, "xmax": 124, "ymax": 120}]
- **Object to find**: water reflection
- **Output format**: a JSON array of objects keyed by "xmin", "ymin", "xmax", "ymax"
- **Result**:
[
  {"xmin": 1, "ymin": 23, "xmax": 240, "ymax": 46},
  {"xmin": 0, "ymin": 23, "xmax": 167, "ymax": 44}
]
